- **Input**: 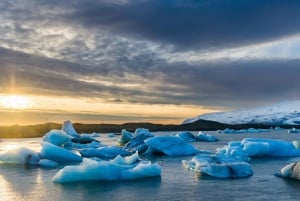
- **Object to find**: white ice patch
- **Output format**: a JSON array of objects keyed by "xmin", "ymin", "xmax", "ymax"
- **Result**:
[{"xmin": 0, "ymin": 147, "xmax": 40, "ymax": 165}]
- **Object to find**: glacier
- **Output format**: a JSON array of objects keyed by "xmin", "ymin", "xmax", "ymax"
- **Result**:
[{"xmin": 183, "ymin": 101, "xmax": 300, "ymax": 125}]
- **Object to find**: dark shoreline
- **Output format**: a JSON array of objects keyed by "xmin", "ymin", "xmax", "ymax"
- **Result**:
[{"xmin": 0, "ymin": 119, "xmax": 299, "ymax": 138}]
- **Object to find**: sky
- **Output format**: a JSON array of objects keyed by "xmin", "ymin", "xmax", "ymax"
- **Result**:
[{"xmin": 1, "ymin": 0, "xmax": 300, "ymax": 125}]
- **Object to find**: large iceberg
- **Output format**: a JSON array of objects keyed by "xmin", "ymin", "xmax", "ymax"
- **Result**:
[
  {"xmin": 144, "ymin": 135, "xmax": 198, "ymax": 156},
  {"xmin": 52, "ymin": 155, "xmax": 161, "ymax": 183}
]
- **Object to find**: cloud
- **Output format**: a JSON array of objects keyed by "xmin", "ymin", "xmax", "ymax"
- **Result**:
[
  {"xmin": 0, "ymin": 0, "xmax": 300, "ymax": 116},
  {"xmin": 1, "ymin": 46, "xmax": 300, "ymax": 110},
  {"xmin": 62, "ymin": 0, "xmax": 300, "ymax": 49}
]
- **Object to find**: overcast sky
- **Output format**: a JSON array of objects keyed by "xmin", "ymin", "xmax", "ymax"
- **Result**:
[{"xmin": 1, "ymin": 0, "xmax": 300, "ymax": 125}]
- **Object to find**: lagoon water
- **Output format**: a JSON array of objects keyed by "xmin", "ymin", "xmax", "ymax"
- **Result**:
[{"xmin": 1, "ymin": 130, "xmax": 300, "ymax": 201}]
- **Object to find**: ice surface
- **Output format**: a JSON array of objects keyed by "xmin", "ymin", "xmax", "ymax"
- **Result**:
[
  {"xmin": 52, "ymin": 158, "xmax": 161, "ymax": 183},
  {"xmin": 41, "ymin": 142, "xmax": 82, "ymax": 163},
  {"xmin": 144, "ymin": 135, "xmax": 198, "ymax": 156},
  {"xmin": 79, "ymin": 146, "xmax": 132, "ymax": 159},
  {"xmin": 0, "ymin": 147, "xmax": 40, "ymax": 165}
]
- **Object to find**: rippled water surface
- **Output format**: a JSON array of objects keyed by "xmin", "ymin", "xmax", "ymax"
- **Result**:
[{"xmin": 1, "ymin": 130, "xmax": 300, "ymax": 201}]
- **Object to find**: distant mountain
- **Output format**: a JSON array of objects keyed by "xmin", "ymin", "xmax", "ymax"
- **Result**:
[{"xmin": 183, "ymin": 101, "xmax": 300, "ymax": 125}]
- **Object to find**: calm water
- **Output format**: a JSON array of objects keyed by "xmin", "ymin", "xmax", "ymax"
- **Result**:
[{"xmin": 1, "ymin": 130, "xmax": 300, "ymax": 201}]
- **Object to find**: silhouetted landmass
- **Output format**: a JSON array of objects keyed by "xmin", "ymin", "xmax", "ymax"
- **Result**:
[{"xmin": 0, "ymin": 119, "xmax": 299, "ymax": 138}]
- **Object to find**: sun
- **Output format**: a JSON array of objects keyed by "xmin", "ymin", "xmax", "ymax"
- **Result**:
[{"xmin": 0, "ymin": 95, "xmax": 33, "ymax": 109}]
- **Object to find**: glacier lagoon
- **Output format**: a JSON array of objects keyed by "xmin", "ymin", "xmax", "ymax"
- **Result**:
[{"xmin": 1, "ymin": 130, "xmax": 300, "ymax": 201}]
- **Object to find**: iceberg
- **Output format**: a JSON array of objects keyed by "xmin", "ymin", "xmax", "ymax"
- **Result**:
[
  {"xmin": 124, "ymin": 128, "xmax": 154, "ymax": 153},
  {"xmin": 62, "ymin": 120, "xmax": 80, "ymax": 137},
  {"xmin": 144, "ymin": 135, "xmax": 198, "ymax": 156},
  {"xmin": 42, "ymin": 130, "xmax": 72, "ymax": 146},
  {"xmin": 79, "ymin": 146, "xmax": 132, "ymax": 159},
  {"xmin": 118, "ymin": 129, "xmax": 134, "ymax": 146},
  {"xmin": 0, "ymin": 147, "xmax": 41, "ymax": 165},
  {"xmin": 41, "ymin": 142, "xmax": 82, "ymax": 163},
  {"xmin": 196, "ymin": 131, "xmax": 218, "ymax": 142},
  {"xmin": 175, "ymin": 131, "xmax": 197, "ymax": 142},
  {"xmin": 276, "ymin": 162, "xmax": 300, "ymax": 180},
  {"xmin": 52, "ymin": 158, "xmax": 161, "ymax": 183},
  {"xmin": 182, "ymin": 153, "xmax": 253, "ymax": 178},
  {"xmin": 217, "ymin": 138, "xmax": 300, "ymax": 158}
]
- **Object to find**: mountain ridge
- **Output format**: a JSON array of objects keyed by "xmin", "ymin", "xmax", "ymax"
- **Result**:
[{"xmin": 183, "ymin": 101, "xmax": 300, "ymax": 125}]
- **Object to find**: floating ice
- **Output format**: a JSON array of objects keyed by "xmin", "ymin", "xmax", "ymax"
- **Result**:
[
  {"xmin": 144, "ymin": 135, "xmax": 198, "ymax": 156},
  {"xmin": 118, "ymin": 129, "xmax": 134, "ymax": 145},
  {"xmin": 182, "ymin": 153, "xmax": 253, "ymax": 178},
  {"xmin": 276, "ymin": 162, "xmax": 300, "ymax": 180},
  {"xmin": 52, "ymin": 158, "xmax": 161, "ymax": 183},
  {"xmin": 175, "ymin": 131, "xmax": 196, "ymax": 142},
  {"xmin": 79, "ymin": 146, "xmax": 132, "ymax": 159},
  {"xmin": 217, "ymin": 138, "xmax": 300, "ymax": 158},
  {"xmin": 288, "ymin": 128, "xmax": 299, "ymax": 133},
  {"xmin": 196, "ymin": 131, "xmax": 218, "ymax": 142},
  {"xmin": 124, "ymin": 128, "xmax": 154, "ymax": 153},
  {"xmin": 62, "ymin": 120, "xmax": 80, "ymax": 137},
  {"xmin": 71, "ymin": 134, "xmax": 98, "ymax": 144},
  {"xmin": 0, "ymin": 147, "xmax": 40, "ymax": 165},
  {"xmin": 222, "ymin": 128, "xmax": 269, "ymax": 134},
  {"xmin": 43, "ymin": 130, "xmax": 72, "ymax": 146},
  {"xmin": 110, "ymin": 151, "xmax": 140, "ymax": 165},
  {"xmin": 41, "ymin": 142, "xmax": 82, "ymax": 163}
]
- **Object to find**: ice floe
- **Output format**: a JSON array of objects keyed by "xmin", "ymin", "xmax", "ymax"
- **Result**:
[
  {"xmin": 182, "ymin": 153, "xmax": 253, "ymax": 178},
  {"xmin": 0, "ymin": 147, "xmax": 41, "ymax": 165},
  {"xmin": 144, "ymin": 135, "xmax": 198, "ymax": 156},
  {"xmin": 276, "ymin": 162, "xmax": 300, "ymax": 180},
  {"xmin": 52, "ymin": 154, "xmax": 161, "ymax": 183},
  {"xmin": 217, "ymin": 138, "xmax": 300, "ymax": 158}
]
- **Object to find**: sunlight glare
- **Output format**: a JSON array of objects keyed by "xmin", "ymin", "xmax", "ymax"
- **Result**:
[{"xmin": 0, "ymin": 95, "xmax": 33, "ymax": 109}]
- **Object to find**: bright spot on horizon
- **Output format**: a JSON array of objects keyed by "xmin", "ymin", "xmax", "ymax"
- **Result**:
[{"xmin": 0, "ymin": 95, "xmax": 34, "ymax": 110}]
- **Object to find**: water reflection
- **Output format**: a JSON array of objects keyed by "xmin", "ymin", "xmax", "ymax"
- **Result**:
[
  {"xmin": 56, "ymin": 177, "xmax": 162, "ymax": 201},
  {"xmin": 0, "ymin": 165, "xmax": 42, "ymax": 200}
]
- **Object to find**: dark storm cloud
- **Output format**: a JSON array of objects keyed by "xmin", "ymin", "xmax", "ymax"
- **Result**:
[{"xmin": 63, "ymin": 0, "xmax": 300, "ymax": 49}]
